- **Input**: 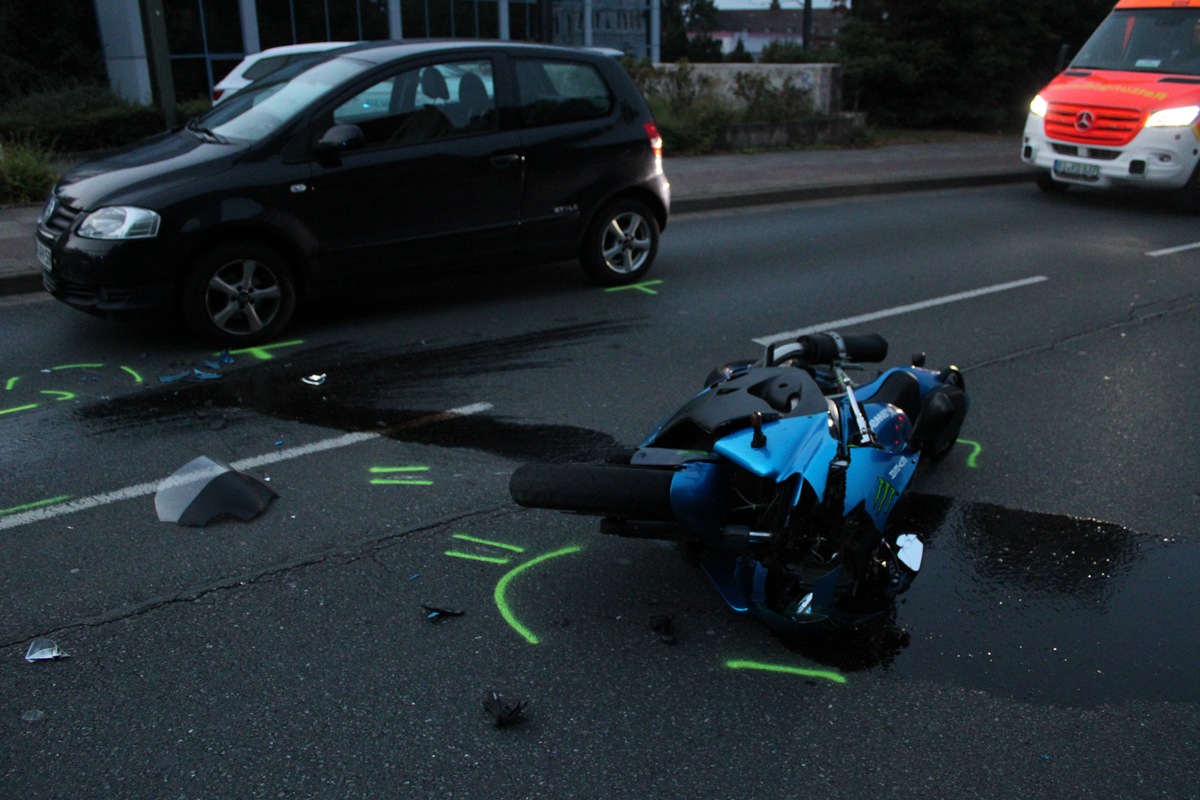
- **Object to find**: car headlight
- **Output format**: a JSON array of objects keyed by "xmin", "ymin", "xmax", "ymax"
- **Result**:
[
  {"xmin": 77, "ymin": 206, "xmax": 161, "ymax": 240},
  {"xmin": 1029, "ymin": 94, "xmax": 1048, "ymax": 118},
  {"xmin": 1145, "ymin": 105, "xmax": 1200, "ymax": 128}
]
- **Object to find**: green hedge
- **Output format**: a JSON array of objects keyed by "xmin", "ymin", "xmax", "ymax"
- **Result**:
[
  {"xmin": 0, "ymin": 87, "xmax": 211, "ymax": 205},
  {"xmin": 0, "ymin": 86, "xmax": 210, "ymax": 152},
  {"xmin": 0, "ymin": 134, "xmax": 55, "ymax": 205}
]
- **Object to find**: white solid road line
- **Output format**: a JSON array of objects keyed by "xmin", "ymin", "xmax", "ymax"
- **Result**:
[
  {"xmin": 1146, "ymin": 241, "xmax": 1200, "ymax": 257},
  {"xmin": 0, "ymin": 402, "xmax": 493, "ymax": 531},
  {"xmin": 753, "ymin": 276, "xmax": 1049, "ymax": 346}
]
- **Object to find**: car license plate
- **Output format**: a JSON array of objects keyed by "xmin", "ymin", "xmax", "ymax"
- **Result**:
[
  {"xmin": 36, "ymin": 241, "xmax": 52, "ymax": 271},
  {"xmin": 1053, "ymin": 159, "xmax": 1100, "ymax": 182}
]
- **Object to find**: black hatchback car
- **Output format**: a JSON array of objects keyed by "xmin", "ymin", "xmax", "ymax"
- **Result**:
[{"xmin": 36, "ymin": 41, "xmax": 669, "ymax": 344}]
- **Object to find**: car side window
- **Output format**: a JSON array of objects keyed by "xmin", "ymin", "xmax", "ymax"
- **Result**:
[
  {"xmin": 514, "ymin": 59, "xmax": 613, "ymax": 127},
  {"xmin": 332, "ymin": 59, "xmax": 497, "ymax": 148}
]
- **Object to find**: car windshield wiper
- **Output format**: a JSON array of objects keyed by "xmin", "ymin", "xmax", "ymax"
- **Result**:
[{"xmin": 187, "ymin": 122, "xmax": 229, "ymax": 144}]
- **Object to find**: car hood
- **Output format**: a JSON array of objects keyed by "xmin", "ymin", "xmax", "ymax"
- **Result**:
[
  {"xmin": 56, "ymin": 129, "xmax": 245, "ymax": 211},
  {"xmin": 1043, "ymin": 69, "xmax": 1200, "ymax": 112}
]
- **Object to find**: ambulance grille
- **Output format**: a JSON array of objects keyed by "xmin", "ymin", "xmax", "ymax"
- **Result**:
[{"xmin": 1044, "ymin": 102, "xmax": 1142, "ymax": 147}]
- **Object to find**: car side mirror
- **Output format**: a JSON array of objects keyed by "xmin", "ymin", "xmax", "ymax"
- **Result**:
[{"xmin": 314, "ymin": 124, "xmax": 365, "ymax": 159}]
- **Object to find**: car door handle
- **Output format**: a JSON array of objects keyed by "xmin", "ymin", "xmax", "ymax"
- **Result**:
[{"xmin": 490, "ymin": 154, "xmax": 523, "ymax": 168}]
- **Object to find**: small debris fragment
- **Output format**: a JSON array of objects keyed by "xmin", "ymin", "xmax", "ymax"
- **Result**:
[
  {"xmin": 25, "ymin": 638, "xmax": 69, "ymax": 662},
  {"xmin": 651, "ymin": 614, "xmax": 676, "ymax": 644},
  {"xmin": 422, "ymin": 604, "xmax": 465, "ymax": 623},
  {"xmin": 482, "ymin": 691, "xmax": 527, "ymax": 728},
  {"xmin": 302, "ymin": 373, "xmax": 327, "ymax": 386}
]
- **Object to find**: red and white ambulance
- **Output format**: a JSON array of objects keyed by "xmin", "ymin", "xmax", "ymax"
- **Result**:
[{"xmin": 1022, "ymin": 0, "xmax": 1200, "ymax": 209}]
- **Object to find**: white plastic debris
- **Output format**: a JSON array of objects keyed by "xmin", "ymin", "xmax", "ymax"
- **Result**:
[{"xmin": 25, "ymin": 638, "xmax": 69, "ymax": 662}]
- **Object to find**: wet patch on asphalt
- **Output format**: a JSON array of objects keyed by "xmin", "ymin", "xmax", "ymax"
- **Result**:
[
  {"xmin": 786, "ymin": 494, "xmax": 1199, "ymax": 707},
  {"xmin": 74, "ymin": 320, "xmax": 636, "ymax": 462}
]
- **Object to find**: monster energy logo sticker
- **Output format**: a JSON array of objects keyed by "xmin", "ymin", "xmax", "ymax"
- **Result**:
[{"xmin": 874, "ymin": 478, "xmax": 898, "ymax": 515}]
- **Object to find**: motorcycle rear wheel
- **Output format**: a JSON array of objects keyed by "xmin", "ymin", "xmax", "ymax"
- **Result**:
[{"xmin": 509, "ymin": 463, "xmax": 675, "ymax": 520}]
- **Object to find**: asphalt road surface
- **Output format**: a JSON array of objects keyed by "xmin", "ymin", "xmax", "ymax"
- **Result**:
[{"xmin": 2, "ymin": 182, "xmax": 1198, "ymax": 799}]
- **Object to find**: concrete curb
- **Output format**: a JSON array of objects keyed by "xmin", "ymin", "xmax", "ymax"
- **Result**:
[{"xmin": 671, "ymin": 170, "xmax": 1031, "ymax": 213}]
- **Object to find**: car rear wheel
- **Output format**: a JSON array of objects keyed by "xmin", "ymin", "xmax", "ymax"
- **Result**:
[
  {"xmin": 182, "ymin": 241, "xmax": 297, "ymax": 345},
  {"xmin": 580, "ymin": 198, "xmax": 659, "ymax": 285}
]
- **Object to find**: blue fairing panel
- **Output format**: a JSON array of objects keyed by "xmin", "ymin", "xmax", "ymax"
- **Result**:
[{"xmin": 668, "ymin": 461, "xmax": 728, "ymax": 535}]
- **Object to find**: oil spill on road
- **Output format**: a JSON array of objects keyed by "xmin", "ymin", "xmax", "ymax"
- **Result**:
[
  {"xmin": 74, "ymin": 320, "xmax": 635, "ymax": 462},
  {"xmin": 789, "ymin": 494, "xmax": 1200, "ymax": 707}
]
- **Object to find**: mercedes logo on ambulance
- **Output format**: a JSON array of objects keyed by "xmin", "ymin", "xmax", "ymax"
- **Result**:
[{"xmin": 1074, "ymin": 110, "xmax": 1095, "ymax": 132}]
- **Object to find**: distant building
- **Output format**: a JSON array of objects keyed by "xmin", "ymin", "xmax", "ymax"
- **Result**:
[
  {"xmin": 94, "ymin": 0, "xmax": 660, "ymax": 106},
  {"xmin": 699, "ymin": 5, "xmax": 847, "ymax": 60}
]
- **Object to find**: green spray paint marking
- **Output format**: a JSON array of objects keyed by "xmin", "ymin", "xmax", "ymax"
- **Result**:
[
  {"xmin": 451, "ymin": 534, "xmax": 525, "ymax": 553},
  {"xmin": 5, "ymin": 377, "xmax": 18, "ymax": 391},
  {"xmin": 494, "ymin": 545, "xmax": 583, "ymax": 645},
  {"xmin": 51, "ymin": 364, "xmax": 104, "ymax": 371},
  {"xmin": 369, "ymin": 465, "xmax": 432, "ymax": 486},
  {"xmin": 957, "ymin": 438, "xmax": 982, "ymax": 468},
  {"xmin": 445, "ymin": 551, "xmax": 511, "ymax": 565},
  {"xmin": 121, "ymin": 366, "xmax": 144, "ymax": 383},
  {"xmin": 0, "ymin": 495, "xmax": 72, "ymax": 517},
  {"xmin": 0, "ymin": 403, "xmax": 39, "ymax": 416},
  {"xmin": 42, "ymin": 390, "xmax": 75, "ymax": 401},
  {"xmin": 725, "ymin": 659, "xmax": 847, "ymax": 684},
  {"xmin": 605, "ymin": 279, "xmax": 663, "ymax": 295},
  {"xmin": 225, "ymin": 340, "xmax": 304, "ymax": 361},
  {"xmin": 445, "ymin": 534, "xmax": 526, "ymax": 564}
]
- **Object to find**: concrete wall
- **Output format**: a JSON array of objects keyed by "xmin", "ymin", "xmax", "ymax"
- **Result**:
[{"xmin": 654, "ymin": 62, "xmax": 842, "ymax": 115}]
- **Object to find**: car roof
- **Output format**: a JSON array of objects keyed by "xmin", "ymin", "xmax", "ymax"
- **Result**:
[
  {"xmin": 249, "ymin": 41, "xmax": 357, "ymax": 57},
  {"xmin": 331, "ymin": 39, "xmax": 618, "ymax": 66}
]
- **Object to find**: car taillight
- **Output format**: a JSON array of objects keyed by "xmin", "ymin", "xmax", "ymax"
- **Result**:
[
  {"xmin": 644, "ymin": 121, "xmax": 662, "ymax": 156},
  {"xmin": 645, "ymin": 121, "xmax": 663, "ymax": 174}
]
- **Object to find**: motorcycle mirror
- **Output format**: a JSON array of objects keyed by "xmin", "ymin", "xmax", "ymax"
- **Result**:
[
  {"xmin": 750, "ymin": 411, "xmax": 767, "ymax": 449},
  {"xmin": 912, "ymin": 352, "xmax": 926, "ymax": 367}
]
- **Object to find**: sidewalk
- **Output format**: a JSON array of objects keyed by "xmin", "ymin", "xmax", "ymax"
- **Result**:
[{"xmin": 0, "ymin": 138, "xmax": 1030, "ymax": 297}]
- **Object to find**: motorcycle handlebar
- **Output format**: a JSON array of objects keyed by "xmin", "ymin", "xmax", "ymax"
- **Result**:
[{"xmin": 769, "ymin": 332, "xmax": 889, "ymax": 365}]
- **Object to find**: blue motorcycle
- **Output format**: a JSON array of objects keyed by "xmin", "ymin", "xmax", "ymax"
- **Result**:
[{"xmin": 510, "ymin": 332, "xmax": 968, "ymax": 635}]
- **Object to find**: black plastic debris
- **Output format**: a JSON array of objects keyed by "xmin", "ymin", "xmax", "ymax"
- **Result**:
[
  {"xmin": 421, "ymin": 604, "xmax": 465, "ymax": 623},
  {"xmin": 25, "ymin": 638, "xmax": 69, "ymax": 662},
  {"xmin": 155, "ymin": 455, "xmax": 277, "ymax": 527},
  {"xmin": 651, "ymin": 614, "xmax": 676, "ymax": 644},
  {"xmin": 482, "ymin": 691, "xmax": 527, "ymax": 727}
]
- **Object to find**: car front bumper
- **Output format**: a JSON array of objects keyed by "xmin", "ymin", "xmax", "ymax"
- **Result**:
[
  {"xmin": 1021, "ymin": 114, "xmax": 1200, "ymax": 190},
  {"xmin": 37, "ymin": 228, "xmax": 175, "ymax": 316}
]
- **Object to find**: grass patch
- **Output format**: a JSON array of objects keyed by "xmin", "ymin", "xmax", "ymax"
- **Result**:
[{"xmin": 0, "ymin": 135, "xmax": 56, "ymax": 205}]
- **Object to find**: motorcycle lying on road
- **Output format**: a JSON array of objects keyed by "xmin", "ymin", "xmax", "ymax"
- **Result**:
[{"xmin": 510, "ymin": 331, "xmax": 968, "ymax": 635}]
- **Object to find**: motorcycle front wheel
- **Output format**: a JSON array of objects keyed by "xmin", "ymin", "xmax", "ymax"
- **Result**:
[{"xmin": 509, "ymin": 463, "xmax": 675, "ymax": 520}]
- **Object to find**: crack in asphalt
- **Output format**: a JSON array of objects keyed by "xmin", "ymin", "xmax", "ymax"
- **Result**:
[
  {"xmin": 2, "ymin": 504, "xmax": 513, "ymax": 651},
  {"xmin": 961, "ymin": 291, "xmax": 1200, "ymax": 373}
]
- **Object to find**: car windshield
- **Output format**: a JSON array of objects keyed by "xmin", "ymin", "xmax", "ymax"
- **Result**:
[
  {"xmin": 1071, "ymin": 8, "xmax": 1200, "ymax": 76},
  {"xmin": 190, "ymin": 56, "xmax": 375, "ymax": 143}
]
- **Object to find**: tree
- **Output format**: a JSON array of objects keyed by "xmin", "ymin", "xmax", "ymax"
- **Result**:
[
  {"xmin": 661, "ymin": 0, "xmax": 691, "ymax": 62},
  {"xmin": 661, "ymin": 0, "xmax": 723, "ymax": 64},
  {"xmin": 835, "ymin": 0, "xmax": 1114, "ymax": 130},
  {"xmin": 0, "ymin": 0, "xmax": 103, "ymax": 103}
]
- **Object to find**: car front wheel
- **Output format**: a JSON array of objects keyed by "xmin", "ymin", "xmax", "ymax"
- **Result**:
[
  {"xmin": 182, "ymin": 241, "xmax": 297, "ymax": 345},
  {"xmin": 580, "ymin": 199, "xmax": 660, "ymax": 285}
]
